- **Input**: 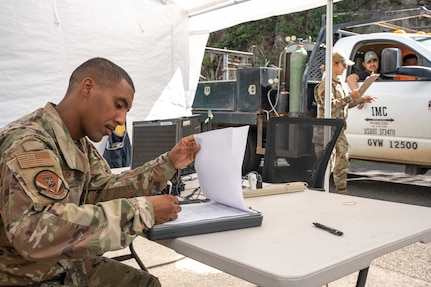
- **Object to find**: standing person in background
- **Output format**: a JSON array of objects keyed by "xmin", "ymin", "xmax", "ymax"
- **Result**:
[
  {"xmin": 314, "ymin": 51, "xmax": 376, "ymax": 195},
  {"xmin": 0, "ymin": 57, "xmax": 200, "ymax": 286},
  {"xmin": 103, "ymin": 123, "xmax": 132, "ymax": 168}
]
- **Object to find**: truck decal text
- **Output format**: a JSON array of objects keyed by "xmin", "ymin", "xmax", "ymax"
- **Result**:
[
  {"xmin": 367, "ymin": 139, "xmax": 383, "ymax": 147},
  {"xmin": 389, "ymin": 141, "xmax": 418, "ymax": 149},
  {"xmin": 364, "ymin": 128, "xmax": 377, "ymax": 135},
  {"xmin": 364, "ymin": 128, "xmax": 396, "ymax": 136},
  {"xmin": 367, "ymin": 139, "xmax": 419, "ymax": 149},
  {"xmin": 379, "ymin": 129, "xmax": 395, "ymax": 136},
  {"xmin": 371, "ymin": 106, "xmax": 388, "ymax": 117}
]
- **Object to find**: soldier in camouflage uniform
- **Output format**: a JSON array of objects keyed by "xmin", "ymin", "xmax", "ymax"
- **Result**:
[
  {"xmin": 314, "ymin": 51, "xmax": 375, "ymax": 195},
  {"xmin": 0, "ymin": 58, "xmax": 200, "ymax": 286}
]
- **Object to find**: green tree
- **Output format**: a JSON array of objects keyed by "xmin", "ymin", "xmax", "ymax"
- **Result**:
[
  {"xmin": 203, "ymin": 0, "xmax": 429, "ymax": 79},
  {"xmin": 207, "ymin": 0, "xmax": 376, "ymax": 66}
]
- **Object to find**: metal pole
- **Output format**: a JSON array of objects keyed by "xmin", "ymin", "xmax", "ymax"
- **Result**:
[
  {"xmin": 323, "ymin": 0, "xmax": 333, "ymax": 192},
  {"xmin": 223, "ymin": 49, "xmax": 229, "ymax": 80}
]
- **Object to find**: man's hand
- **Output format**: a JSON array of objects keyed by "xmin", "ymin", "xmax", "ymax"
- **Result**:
[
  {"xmin": 147, "ymin": 194, "xmax": 181, "ymax": 225},
  {"xmin": 167, "ymin": 134, "xmax": 201, "ymax": 169}
]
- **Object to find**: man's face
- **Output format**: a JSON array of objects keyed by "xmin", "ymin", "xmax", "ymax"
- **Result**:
[
  {"xmin": 362, "ymin": 58, "xmax": 379, "ymax": 73},
  {"xmin": 83, "ymin": 78, "xmax": 134, "ymax": 142},
  {"xmin": 404, "ymin": 58, "xmax": 418, "ymax": 66}
]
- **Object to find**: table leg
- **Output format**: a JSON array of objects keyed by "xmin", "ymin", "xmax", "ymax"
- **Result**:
[
  {"xmin": 355, "ymin": 267, "xmax": 369, "ymax": 287},
  {"xmin": 129, "ymin": 242, "xmax": 148, "ymax": 271}
]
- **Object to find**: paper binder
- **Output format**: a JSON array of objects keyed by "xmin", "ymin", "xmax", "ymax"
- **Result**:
[{"xmin": 144, "ymin": 202, "xmax": 263, "ymax": 240}]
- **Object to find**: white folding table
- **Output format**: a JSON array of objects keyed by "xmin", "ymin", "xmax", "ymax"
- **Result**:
[{"xmin": 159, "ymin": 189, "xmax": 431, "ymax": 287}]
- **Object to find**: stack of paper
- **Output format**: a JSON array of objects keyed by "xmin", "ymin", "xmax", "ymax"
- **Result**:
[{"xmin": 145, "ymin": 126, "xmax": 263, "ymax": 240}]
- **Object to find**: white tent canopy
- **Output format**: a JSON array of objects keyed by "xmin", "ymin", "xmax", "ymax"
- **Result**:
[
  {"xmin": 0, "ymin": 0, "xmax": 339, "ymax": 133},
  {"xmin": 179, "ymin": 0, "xmax": 336, "ymax": 33}
]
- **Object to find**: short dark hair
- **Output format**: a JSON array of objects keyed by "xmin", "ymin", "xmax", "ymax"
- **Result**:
[
  {"xmin": 68, "ymin": 57, "xmax": 135, "ymax": 93},
  {"xmin": 403, "ymin": 53, "xmax": 417, "ymax": 62}
]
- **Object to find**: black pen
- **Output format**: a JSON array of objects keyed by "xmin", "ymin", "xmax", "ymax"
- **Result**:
[
  {"xmin": 313, "ymin": 222, "xmax": 344, "ymax": 236},
  {"xmin": 179, "ymin": 198, "xmax": 210, "ymax": 205}
]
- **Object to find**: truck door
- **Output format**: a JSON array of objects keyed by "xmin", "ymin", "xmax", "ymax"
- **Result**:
[
  {"xmin": 345, "ymin": 46, "xmax": 431, "ymax": 168},
  {"xmin": 347, "ymin": 81, "xmax": 431, "ymax": 166}
]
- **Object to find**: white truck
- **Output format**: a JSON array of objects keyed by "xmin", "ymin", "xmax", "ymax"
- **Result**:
[
  {"xmin": 335, "ymin": 32, "xmax": 431, "ymax": 175},
  {"xmin": 192, "ymin": 6, "xmax": 431, "ymax": 175}
]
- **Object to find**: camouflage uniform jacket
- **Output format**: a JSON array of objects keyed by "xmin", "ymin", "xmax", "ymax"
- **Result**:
[
  {"xmin": 0, "ymin": 103, "xmax": 176, "ymax": 286},
  {"xmin": 314, "ymin": 77, "xmax": 364, "ymax": 125}
]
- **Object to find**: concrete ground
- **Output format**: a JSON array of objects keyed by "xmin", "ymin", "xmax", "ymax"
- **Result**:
[{"xmin": 106, "ymin": 163, "xmax": 431, "ymax": 286}]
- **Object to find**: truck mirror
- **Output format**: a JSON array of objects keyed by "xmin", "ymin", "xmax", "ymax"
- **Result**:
[
  {"xmin": 381, "ymin": 48, "xmax": 402, "ymax": 75},
  {"xmin": 397, "ymin": 65, "xmax": 431, "ymax": 80}
]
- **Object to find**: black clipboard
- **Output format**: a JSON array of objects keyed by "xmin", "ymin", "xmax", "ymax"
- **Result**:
[{"xmin": 144, "ymin": 202, "xmax": 263, "ymax": 240}]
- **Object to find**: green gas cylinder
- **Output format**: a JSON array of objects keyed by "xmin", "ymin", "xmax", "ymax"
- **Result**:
[{"xmin": 289, "ymin": 45, "xmax": 308, "ymax": 114}]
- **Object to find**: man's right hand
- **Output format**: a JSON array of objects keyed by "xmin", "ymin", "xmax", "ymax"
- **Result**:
[{"xmin": 147, "ymin": 194, "xmax": 181, "ymax": 225}]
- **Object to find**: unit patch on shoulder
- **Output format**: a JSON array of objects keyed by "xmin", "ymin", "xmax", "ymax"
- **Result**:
[{"xmin": 34, "ymin": 170, "xmax": 69, "ymax": 200}]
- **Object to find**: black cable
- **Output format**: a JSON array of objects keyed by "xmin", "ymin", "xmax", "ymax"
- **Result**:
[{"xmin": 183, "ymin": 187, "xmax": 201, "ymax": 200}]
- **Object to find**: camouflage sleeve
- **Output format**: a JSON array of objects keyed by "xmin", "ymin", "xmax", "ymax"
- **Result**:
[
  {"xmin": 314, "ymin": 82, "xmax": 325, "ymax": 106},
  {"xmin": 1, "ymin": 161, "xmax": 153, "ymax": 262},
  {"xmin": 315, "ymin": 81, "xmax": 355, "ymax": 114},
  {"xmin": 347, "ymin": 96, "xmax": 365, "ymax": 108},
  {"xmin": 0, "ymin": 134, "xmax": 162, "ymax": 262},
  {"xmin": 83, "ymin": 139, "xmax": 177, "ymax": 204},
  {"xmin": 331, "ymin": 89, "xmax": 354, "ymax": 110}
]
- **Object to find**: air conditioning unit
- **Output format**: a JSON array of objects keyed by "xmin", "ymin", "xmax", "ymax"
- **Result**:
[{"xmin": 131, "ymin": 115, "xmax": 201, "ymax": 175}]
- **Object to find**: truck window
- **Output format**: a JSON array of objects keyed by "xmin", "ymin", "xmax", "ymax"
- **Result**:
[
  {"xmin": 348, "ymin": 41, "xmax": 428, "ymax": 81},
  {"xmin": 348, "ymin": 49, "xmax": 381, "ymax": 82}
]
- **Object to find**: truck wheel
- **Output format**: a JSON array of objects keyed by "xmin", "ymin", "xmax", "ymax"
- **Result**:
[{"xmin": 242, "ymin": 129, "xmax": 262, "ymax": 175}]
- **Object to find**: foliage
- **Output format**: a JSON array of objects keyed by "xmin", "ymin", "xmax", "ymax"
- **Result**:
[
  {"xmin": 207, "ymin": 0, "xmax": 366, "ymax": 68},
  {"xmin": 202, "ymin": 0, "xmax": 429, "ymax": 77}
]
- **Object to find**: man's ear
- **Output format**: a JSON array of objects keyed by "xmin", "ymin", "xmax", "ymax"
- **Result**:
[{"xmin": 82, "ymin": 77, "xmax": 95, "ymax": 97}]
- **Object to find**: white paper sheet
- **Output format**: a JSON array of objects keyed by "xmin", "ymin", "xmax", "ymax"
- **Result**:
[
  {"xmin": 194, "ymin": 126, "xmax": 250, "ymax": 211},
  {"xmin": 163, "ymin": 201, "xmax": 255, "ymax": 225}
]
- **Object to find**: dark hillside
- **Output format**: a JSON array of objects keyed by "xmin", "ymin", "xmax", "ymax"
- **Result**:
[{"xmin": 206, "ymin": 0, "xmax": 431, "ymax": 68}]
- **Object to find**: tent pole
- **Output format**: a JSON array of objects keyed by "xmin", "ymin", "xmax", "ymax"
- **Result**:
[{"xmin": 324, "ymin": 0, "xmax": 333, "ymax": 192}]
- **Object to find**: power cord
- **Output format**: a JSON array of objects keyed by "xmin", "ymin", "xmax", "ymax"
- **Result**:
[
  {"xmin": 160, "ymin": 173, "xmax": 185, "ymax": 196},
  {"xmin": 183, "ymin": 187, "xmax": 202, "ymax": 200}
]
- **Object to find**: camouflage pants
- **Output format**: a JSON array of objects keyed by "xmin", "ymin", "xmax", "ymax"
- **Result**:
[
  {"xmin": 33, "ymin": 256, "xmax": 161, "ymax": 287},
  {"xmin": 331, "ymin": 130, "xmax": 349, "ymax": 191}
]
